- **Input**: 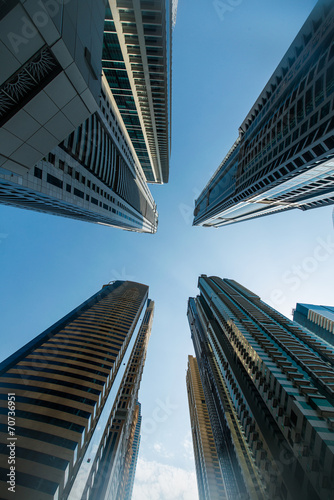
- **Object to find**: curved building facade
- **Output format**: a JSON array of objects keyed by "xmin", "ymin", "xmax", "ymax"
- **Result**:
[{"xmin": 0, "ymin": 281, "xmax": 153, "ymax": 500}]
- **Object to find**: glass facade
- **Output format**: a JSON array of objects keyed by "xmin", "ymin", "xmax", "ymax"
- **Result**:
[
  {"xmin": 194, "ymin": 2, "xmax": 334, "ymax": 227},
  {"xmin": 188, "ymin": 276, "xmax": 334, "ymax": 500}
]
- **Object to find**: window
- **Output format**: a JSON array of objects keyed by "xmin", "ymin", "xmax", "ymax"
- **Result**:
[
  {"xmin": 290, "ymin": 410, "xmax": 298, "ymax": 427},
  {"xmin": 34, "ymin": 167, "xmax": 42, "ymax": 179},
  {"xmin": 305, "ymin": 88, "xmax": 313, "ymax": 115},
  {"xmin": 297, "ymin": 97, "xmax": 304, "ymax": 123},
  {"xmin": 48, "ymin": 153, "xmax": 55, "ymax": 164},
  {"xmin": 73, "ymin": 188, "xmax": 84, "ymax": 199},
  {"xmin": 326, "ymin": 62, "xmax": 334, "ymax": 96},
  {"xmin": 289, "ymin": 107, "xmax": 296, "ymax": 130},
  {"xmin": 320, "ymin": 102, "xmax": 330, "ymax": 119},
  {"xmin": 315, "ymin": 76, "xmax": 324, "ymax": 106},
  {"xmin": 66, "ymin": 184, "xmax": 71, "ymax": 193},
  {"xmin": 47, "ymin": 174, "xmax": 63, "ymax": 189},
  {"xmin": 59, "ymin": 160, "xmax": 65, "ymax": 171}
]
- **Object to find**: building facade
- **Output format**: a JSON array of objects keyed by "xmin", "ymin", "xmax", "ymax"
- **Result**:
[
  {"xmin": 188, "ymin": 275, "xmax": 334, "ymax": 500},
  {"xmin": 0, "ymin": 1, "xmax": 173, "ymax": 231},
  {"xmin": 194, "ymin": 1, "xmax": 334, "ymax": 228},
  {"xmin": 293, "ymin": 303, "xmax": 334, "ymax": 346},
  {"xmin": 123, "ymin": 401, "xmax": 142, "ymax": 500},
  {"xmin": 0, "ymin": 281, "xmax": 153, "ymax": 500},
  {"xmin": 186, "ymin": 355, "xmax": 228, "ymax": 500}
]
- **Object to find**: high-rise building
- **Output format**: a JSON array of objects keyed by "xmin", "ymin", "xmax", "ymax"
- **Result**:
[
  {"xmin": 0, "ymin": 1, "xmax": 173, "ymax": 231},
  {"xmin": 186, "ymin": 355, "xmax": 228, "ymax": 500},
  {"xmin": 293, "ymin": 303, "xmax": 334, "ymax": 346},
  {"xmin": 188, "ymin": 275, "xmax": 334, "ymax": 500},
  {"xmin": 123, "ymin": 401, "xmax": 142, "ymax": 500},
  {"xmin": 0, "ymin": 281, "xmax": 153, "ymax": 500},
  {"xmin": 194, "ymin": 1, "xmax": 334, "ymax": 228},
  {"xmin": 0, "ymin": 0, "xmax": 106, "ymax": 176}
]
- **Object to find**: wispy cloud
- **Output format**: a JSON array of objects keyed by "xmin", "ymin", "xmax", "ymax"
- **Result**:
[
  {"xmin": 182, "ymin": 432, "xmax": 194, "ymax": 462},
  {"xmin": 132, "ymin": 458, "xmax": 198, "ymax": 500},
  {"xmin": 153, "ymin": 442, "xmax": 174, "ymax": 459}
]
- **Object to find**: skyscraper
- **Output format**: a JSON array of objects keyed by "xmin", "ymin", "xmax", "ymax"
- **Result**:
[
  {"xmin": 194, "ymin": 0, "xmax": 334, "ymax": 228},
  {"xmin": 123, "ymin": 401, "xmax": 142, "ymax": 500},
  {"xmin": 186, "ymin": 355, "xmax": 228, "ymax": 500},
  {"xmin": 188, "ymin": 275, "xmax": 334, "ymax": 500},
  {"xmin": 293, "ymin": 303, "xmax": 334, "ymax": 346},
  {"xmin": 0, "ymin": 1, "xmax": 173, "ymax": 231},
  {"xmin": 0, "ymin": 281, "xmax": 153, "ymax": 499}
]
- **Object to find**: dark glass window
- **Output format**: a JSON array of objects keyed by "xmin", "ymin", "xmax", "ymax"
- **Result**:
[
  {"xmin": 48, "ymin": 153, "xmax": 55, "ymax": 164},
  {"xmin": 73, "ymin": 188, "xmax": 84, "ymax": 199},
  {"xmin": 305, "ymin": 88, "xmax": 313, "ymax": 115},
  {"xmin": 34, "ymin": 167, "xmax": 42, "ymax": 179},
  {"xmin": 47, "ymin": 174, "xmax": 63, "ymax": 189},
  {"xmin": 310, "ymin": 111, "xmax": 318, "ymax": 128},
  {"xmin": 59, "ymin": 160, "xmax": 65, "ymax": 171},
  {"xmin": 289, "ymin": 107, "xmax": 296, "ymax": 129},
  {"xmin": 320, "ymin": 102, "xmax": 330, "ymax": 119},
  {"xmin": 297, "ymin": 97, "xmax": 304, "ymax": 123},
  {"xmin": 66, "ymin": 184, "xmax": 71, "ymax": 193},
  {"xmin": 91, "ymin": 197, "xmax": 98, "ymax": 205},
  {"xmin": 317, "ymin": 54, "xmax": 327, "ymax": 74},
  {"xmin": 326, "ymin": 62, "xmax": 334, "ymax": 96},
  {"xmin": 315, "ymin": 76, "xmax": 324, "ymax": 106}
]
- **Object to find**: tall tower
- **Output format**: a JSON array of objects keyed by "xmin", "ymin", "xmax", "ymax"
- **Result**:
[
  {"xmin": 293, "ymin": 303, "xmax": 334, "ymax": 346},
  {"xmin": 186, "ymin": 355, "xmax": 227, "ymax": 500},
  {"xmin": 194, "ymin": 1, "xmax": 334, "ymax": 228},
  {"xmin": 0, "ymin": 281, "xmax": 153, "ymax": 500},
  {"xmin": 0, "ymin": 1, "xmax": 173, "ymax": 231},
  {"xmin": 188, "ymin": 275, "xmax": 334, "ymax": 500}
]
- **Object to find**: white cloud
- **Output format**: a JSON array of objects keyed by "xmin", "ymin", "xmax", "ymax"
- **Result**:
[
  {"xmin": 153, "ymin": 442, "xmax": 174, "ymax": 459},
  {"xmin": 182, "ymin": 432, "xmax": 194, "ymax": 462},
  {"xmin": 132, "ymin": 458, "xmax": 198, "ymax": 500}
]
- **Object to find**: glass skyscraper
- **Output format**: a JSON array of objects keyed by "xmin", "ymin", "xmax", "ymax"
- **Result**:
[
  {"xmin": 0, "ymin": 1, "xmax": 173, "ymax": 232},
  {"xmin": 0, "ymin": 281, "xmax": 153, "ymax": 499},
  {"xmin": 293, "ymin": 303, "xmax": 334, "ymax": 347},
  {"xmin": 188, "ymin": 275, "xmax": 334, "ymax": 500},
  {"xmin": 193, "ymin": 1, "xmax": 334, "ymax": 228}
]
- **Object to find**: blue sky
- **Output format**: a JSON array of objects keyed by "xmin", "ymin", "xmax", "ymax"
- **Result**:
[{"xmin": 1, "ymin": 0, "xmax": 334, "ymax": 499}]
